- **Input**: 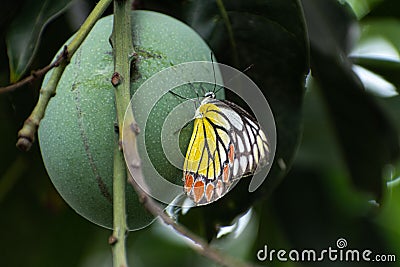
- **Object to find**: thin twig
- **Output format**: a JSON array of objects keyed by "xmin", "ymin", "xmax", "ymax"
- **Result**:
[
  {"xmin": 127, "ymin": 173, "xmax": 256, "ymax": 267},
  {"xmin": 0, "ymin": 46, "xmax": 68, "ymax": 94},
  {"xmin": 15, "ymin": 0, "xmax": 113, "ymax": 151}
]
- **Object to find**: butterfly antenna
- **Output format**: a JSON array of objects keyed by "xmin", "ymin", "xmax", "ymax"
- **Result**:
[
  {"xmin": 169, "ymin": 90, "xmax": 190, "ymax": 101},
  {"xmin": 214, "ymin": 85, "xmax": 224, "ymax": 95},
  {"xmin": 169, "ymin": 90, "xmax": 198, "ymax": 112},
  {"xmin": 199, "ymin": 82, "xmax": 207, "ymax": 96},
  {"xmin": 187, "ymin": 81, "xmax": 201, "ymax": 99},
  {"xmin": 185, "ymin": 81, "xmax": 203, "ymax": 111},
  {"xmin": 224, "ymin": 63, "xmax": 255, "ymax": 85}
]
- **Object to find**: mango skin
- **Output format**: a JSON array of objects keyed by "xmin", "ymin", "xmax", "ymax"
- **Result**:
[{"xmin": 38, "ymin": 11, "xmax": 217, "ymax": 229}]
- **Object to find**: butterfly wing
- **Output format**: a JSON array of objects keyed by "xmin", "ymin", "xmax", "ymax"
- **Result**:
[
  {"xmin": 183, "ymin": 97, "xmax": 270, "ymax": 205},
  {"xmin": 218, "ymin": 99, "xmax": 270, "ymax": 178}
]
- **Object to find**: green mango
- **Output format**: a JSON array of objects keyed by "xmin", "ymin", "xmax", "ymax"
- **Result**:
[{"xmin": 38, "ymin": 10, "xmax": 220, "ymax": 230}]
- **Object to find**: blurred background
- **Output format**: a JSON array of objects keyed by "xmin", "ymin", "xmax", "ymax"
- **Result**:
[{"xmin": 0, "ymin": 0, "xmax": 400, "ymax": 266}]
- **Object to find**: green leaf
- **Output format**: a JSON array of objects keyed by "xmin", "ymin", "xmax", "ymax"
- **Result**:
[
  {"xmin": 303, "ymin": 0, "xmax": 400, "ymax": 198},
  {"xmin": 180, "ymin": 0, "xmax": 309, "ymax": 239},
  {"xmin": 302, "ymin": 0, "xmax": 356, "ymax": 56},
  {"xmin": 349, "ymin": 19, "xmax": 400, "ymax": 95},
  {"xmin": 344, "ymin": 0, "xmax": 383, "ymax": 19},
  {"xmin": 6, "ymin": 0, "xmax": 72, "ymax": 83},
  {"xmin": 351, "ymin": 56, "xmax": 400, "ymax": 94},
  {"xmin": 378, "ymin": 153, "xmax": 400, "ymax": 250},
  {"xmin": 358, "ymin": 18, "xmax": 400, "ymax": 53}
]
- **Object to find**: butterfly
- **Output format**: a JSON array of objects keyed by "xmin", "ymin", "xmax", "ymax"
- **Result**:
[{"xmin": 182, "ymin": 91, "xmax": 270, "ymax": 205}]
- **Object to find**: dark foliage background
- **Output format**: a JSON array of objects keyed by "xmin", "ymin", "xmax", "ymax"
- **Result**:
[{"xmin": 0, "ymin": 0, "xmax": 399, "ymax": 266}]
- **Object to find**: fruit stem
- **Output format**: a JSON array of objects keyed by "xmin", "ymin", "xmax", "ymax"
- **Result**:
[
  {"xmin": 110, "ymin": 0, "xmax": 132, "ymax": 266},
  {"xmin": 15, "ymin": 0, "xmax": 113, "ymax": 151}
]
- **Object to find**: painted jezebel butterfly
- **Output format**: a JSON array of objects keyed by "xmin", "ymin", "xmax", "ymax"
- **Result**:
[{"xmin": 182, "ymin": 90, "xmax": 270, "ymax": 205}]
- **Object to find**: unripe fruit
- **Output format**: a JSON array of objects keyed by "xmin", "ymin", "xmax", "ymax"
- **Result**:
[{"xmin": 39, "ymin": 11, "xmax": 216, "ymax": 229}]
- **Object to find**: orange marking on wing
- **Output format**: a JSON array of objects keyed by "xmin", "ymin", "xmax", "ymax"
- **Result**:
[
  {"xmin": 228, "ymin": 144, "xmax": 235, "ymax": 164},
  {"xmin": 216, "ymin": 180, "xmax": 224, "ymax": 197},
  {"xmin": 223, "ymin": 164, "xmax": 230, "ymax": 183},
  {"xmin": 184, "ymin": 174, "xmax": 194, "ymax": 193},
  {"xmin": 193, "ymin": 180, "xmax": 205, "ymax": 203},
  {"xmin": 205, "ymin": 183, "xmax": 214, "ymax": 202}
]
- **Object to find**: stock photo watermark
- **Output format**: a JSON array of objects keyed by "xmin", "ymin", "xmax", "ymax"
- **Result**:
[{"xmin": 257, "ymin": 238, "xmax": 396, "ymax": 263}]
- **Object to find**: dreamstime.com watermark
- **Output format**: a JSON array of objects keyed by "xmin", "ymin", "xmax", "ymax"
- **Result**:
[{"xmin": 257, "ymin": 238, "xmax": 396, "ymax": 263}]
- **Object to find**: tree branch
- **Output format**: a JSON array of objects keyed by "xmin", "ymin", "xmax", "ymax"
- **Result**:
[
  {"xmin": 110, "ymin": 140, "xmax": 129, "ymax": 267},
  {"xmin": 109, "ymin": 0, "xmax": 133, "ymax": 266},
  {"xmin": 15, "ymin": 0, "xmax": 113, "ymax": 151},
  {"xmin": 127, "ymin": 173, "xmax": 257, "ymax": 267},
  {"xmin": 0, "ymin": 47, "xmax": 68, "ymax": 94}
]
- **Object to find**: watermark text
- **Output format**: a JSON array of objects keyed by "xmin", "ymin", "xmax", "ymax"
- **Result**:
[{"xmin": 257, "ymin": 238, "xmax": 396, "ymax": 263}]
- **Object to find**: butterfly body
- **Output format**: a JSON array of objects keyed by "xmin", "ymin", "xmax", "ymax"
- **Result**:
[{"xmin": 183, "ymin": 95, "xmax": 269, "ymax": 205}]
